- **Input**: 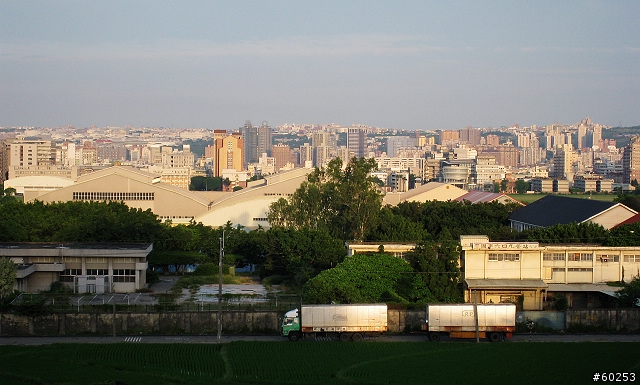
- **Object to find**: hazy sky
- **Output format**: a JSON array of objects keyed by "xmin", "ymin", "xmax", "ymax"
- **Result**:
[{"xmin": 1, "ymin": 1, "xmax": 639, "ymax": 130}]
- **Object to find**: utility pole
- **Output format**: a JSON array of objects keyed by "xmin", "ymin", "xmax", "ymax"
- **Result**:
[{"xmin": 217, "ymin": 231, "xmax": 224, "ymax": 344}]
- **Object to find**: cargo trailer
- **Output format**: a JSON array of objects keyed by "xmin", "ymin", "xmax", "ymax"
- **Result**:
[
  {"xmin": 281, "ymin": 304, "xmax": 388, "ymax": 341},
  {"xmin": 423, "ymin": 303, "xmax": 516, "ymax": 342}
]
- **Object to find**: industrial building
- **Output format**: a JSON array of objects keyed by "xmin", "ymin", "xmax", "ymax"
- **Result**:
[{"xmin": 2, "ymin": 243, "xmax": 152, "ymax": 294}]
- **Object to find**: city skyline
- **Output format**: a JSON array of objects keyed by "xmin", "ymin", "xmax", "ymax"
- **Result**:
[{"xmin": 1, "ymin": 1, "xmax": 639, "ymax": 130}]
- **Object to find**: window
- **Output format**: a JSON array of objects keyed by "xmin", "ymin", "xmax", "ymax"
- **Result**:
[
  {"xmin": 86, "ymin": 269, "xmax": 108, "ymax": 276},
  {"xmin": 543, "ymin": 253, "xmax": 565, "ymax": 261},
  {"xmin": 597, "ymin": 255, "xmax": 619, "ymax": 263},
  {"xmin": 624, "ymin": 255, "xmax": 640, "ymax": 263},
  {"xmin": 568, "ymin": 268, "xmax": 593, "ymax": 272},
  {"xmin": 31, "ymin": 256, "xmax": 54, "ymax": 263},
  {"xmin": 568, "ymin": 253, "xmax": 592, "ymax": 262},
  {"xmin": 60, "ymin": 269, "xmax": 81, "ymax": 282},
  {"xmin": 113, "ymin": 257, "xmax": 135, "ymax": 263},
  {"xmin": 113, "ymin": 269, "xmax": 136, "ymax": 283},
  {"xmin": 73, "ymin": 192, "xmax": 154, "ymax": 201},
  {"xmin": 488, "ymin": 253, "xmax": 520, "ymax": 262}
]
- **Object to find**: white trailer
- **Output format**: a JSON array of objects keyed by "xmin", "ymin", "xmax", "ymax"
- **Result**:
[
  {"xmin": 423, "ymin": 303, "xmax": 516, "ymax": 342},
  {"xmin": 282, "ymin": 304, "xmax": 388, "ymax": 341}
]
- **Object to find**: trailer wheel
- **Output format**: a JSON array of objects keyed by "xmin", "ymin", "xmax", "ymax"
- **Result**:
[
  {"xmin": 340, "ymin": 333, "xmax": 351, "ymax": 342},
  {"xmin": 428, "ymin": 333, "xmax": 440, "ymax": 342},
  {"xmin": 489, "ymin": 332, "xmax": 501, "ymax": 342},
  {"xmin": 352, "ymin": 333, "xmax": 363, "ymax": 342},
  {"xmin": 288, "ymin": 332, "xmax": 300, "ymax": 342}
]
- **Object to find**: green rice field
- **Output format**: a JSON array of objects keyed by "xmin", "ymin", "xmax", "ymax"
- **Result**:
[
  {"xmin": 509, "ymin": 193, "xmax": 617, "ymax": 204},
  {"xmin": 0, "ymin": 341, "xmax": 637, "ymax": 385}
]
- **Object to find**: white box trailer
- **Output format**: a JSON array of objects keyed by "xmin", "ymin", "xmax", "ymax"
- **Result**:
[
  {"xmin": 423, "ymin": 303, "xmax": 516, "ymax": 342},
  {"xmin": 282, "ymin": 304, "xmax": 388, "ymax": 341}
]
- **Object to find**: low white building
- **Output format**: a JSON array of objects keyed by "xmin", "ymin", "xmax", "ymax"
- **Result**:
[{"xmin": 3, "ymin": 243, "xmax": 152, "ymax": 294}]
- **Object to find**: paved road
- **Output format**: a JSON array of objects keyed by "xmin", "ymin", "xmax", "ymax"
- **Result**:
[{"xmin": 2, "ymin": 333, "xmax": 639, "ymax": 345}]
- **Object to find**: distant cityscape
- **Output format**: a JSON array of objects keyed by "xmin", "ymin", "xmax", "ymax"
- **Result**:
[{"xmin": 1, "ymin": 117, "xmax": 640, "ymax": 196}]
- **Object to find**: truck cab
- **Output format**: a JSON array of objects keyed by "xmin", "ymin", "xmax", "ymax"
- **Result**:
[{"xmin": 281, "ymin": 308, "xmax": 301, "ymax": 340}]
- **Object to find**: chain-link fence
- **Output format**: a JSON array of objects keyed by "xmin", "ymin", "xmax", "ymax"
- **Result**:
[{"xmin": 8, "ymin": 292, "xmax": 302, "ymax": 315}]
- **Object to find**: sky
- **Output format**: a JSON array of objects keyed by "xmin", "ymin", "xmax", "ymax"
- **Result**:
[{"xmin": 1, "ymin": 1, "xmax": 639, "ymax": 130}]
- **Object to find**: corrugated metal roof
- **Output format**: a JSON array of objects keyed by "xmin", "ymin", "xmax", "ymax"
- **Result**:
[
  {"xmin": 456, "ymin": 191, "xmax": 502, "ymax": 203},
  {"xmin": 465, "ymin": 278, "xmax": 548, "ymax": 289},
  {"xmin": 546, "ymin": 283, "xmax": 623, "ymax": 297}
]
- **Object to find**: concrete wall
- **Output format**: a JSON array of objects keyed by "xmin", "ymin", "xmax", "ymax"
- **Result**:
[
  {"xmin": 1, "ymin": 308, "xmax": 638, "ymax": 336},
  {"xmin": 0, "ymin": 311, "xmax": 279, "ymax": 336},
  {"xmin": 566, "ymin": 309, "xmax": 640, "ymax": 332},
  {"xmin": 517, "ymin": 311, "xmax": 566, "ymax": 330}
]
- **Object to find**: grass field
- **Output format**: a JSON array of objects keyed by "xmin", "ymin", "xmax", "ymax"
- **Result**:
[
  {"xmin": 1, "ymin": 341, "xmax": 638, "ymax": 385},
  {"xmin": 509, "ymin": 193, "xmax": 618, "ymax": 204}
]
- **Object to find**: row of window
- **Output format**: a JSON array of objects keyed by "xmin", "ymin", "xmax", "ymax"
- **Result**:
[
  {"xmin": 28, "ymin": 257, "xmax": 138, "ymax": 263},
  {"xmin": 552, "ymin": 267, "xmax": 593, "ymax": 272},
  {"xmin": 72, "ymin": 192, "xmax": 154, "ymax": 201},
  {"xmin": 625, "ymin": 255, "xmax": 640, "ymax": 262},
  {"xmin": 543, "ymin": 253, "xmax": 565, "ymax": 261},
  {"xmin": 533, "ymin": 253, "xmax": 638, "ymax": 263},
  {"xmin": 568, "ymin": 253, "xmax": 593, "ymax": 262},
  {"xmin": 488, "ymin": 253, "xmax": 520, "ymax": 262},
  {"xmin": 60, "ymin": 268, "xmax": 82, "ymax": 282},
  {"xmin": 60, "ymin": 269, "xmax": 135, "ymax": 279}
]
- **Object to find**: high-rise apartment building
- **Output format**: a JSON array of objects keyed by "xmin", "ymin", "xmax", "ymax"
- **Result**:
[
  {"xmin": 459, "ymin": 127, "xmax": 481, "ymax": 145},
  {"xmin": 314, "ymin": 145, "xmax": 330, "ymax": 168},
  {"xmin": 386, "ymin": 136, "xmax": 416, "ymax": 157},
  {"xmin": 9, "ymin": 139, "xmax": 57, "ymax": 179},
  {"xmin": 161, "ymin": 150, "xmax": 195, "ymax": 168},
  {"xmin": 312, "ymin": 131, "xmax": 335, "ymax": 148},
  {"xmin": 271, "ymin": 144, "xmax": 291, "ymax": 171},
  {"xmin": 10, "ymin": 139, "xmax": 56, "ymax": 168},
  {"xmin": 241, "ymin": 121, "xmax": 258, "ymax": 167},
  {"xmin": 552, "ymin": 144, "xmax": 576, "ymax": 180},
  {"xmin": 347, "ymin": 127, "xmax": 365, "ymax": 158},
  {"xmin": 299, "ymin": 143, "xmax": 313, "ymax": 168},
  {"xmin": 96, "ymin": 143, "xmax": 128, "ymax": 164},
  {"xmin": 213, "ymin": 134, "xmax": 244, "ymax": 177},
  {"xmin": 437, "ymin": 130, "xmax": 460, "ymax": 145},
  {"xmin": 484, "ymin": 134, "xmax": 500, "ymax": 146},
  {"xmin": 623, "ymin": 136, "xmax": 640, "ymax": 184},
  {"xmin": 1, "ymin": 139, "xmax": 14, "ymax": 183},
  {"xmin": 257, "ymin": 121, "xmax": 272, "ymax": 158}
]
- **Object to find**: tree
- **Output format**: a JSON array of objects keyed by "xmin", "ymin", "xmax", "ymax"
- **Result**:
[
  {"xmin": 365, "ymin": 206, "xmax": 430, "ymax": 242},
  {"xmin": 616, "ymin": 276, "xmax": 640, "ymax": 308},
  {"xmin": 0, "ymin": 257, "xmax": 17, "ymax": 301},
  {"xmin": 500, "ymin": 178, "xmax": 509, "ymax": 193},
  {"xmin": 515, "ymin": 179, "xmax": 529, "ymax": 194},
  {"xmin": 604, "ymin": 223, "xmax": 640, "ymax": 246},
  {"xmin": 615, "ymin": 194, "xmax": 640, "ymax": 211},
  {"xmin": 302, "ymin": 253, "xmax": 426, "ymax": 304},
  {"xmin": 260, "ymin": 227, "xmax": 346, "ymax": 286},
  {"xmin": 268, "ymin": 157, "xmax": 382, "ymax": 241},
  {"xmin": 405, "ymin": 239, "xmax": 462, "ymax": 303},
  {"xmin": 512, "ymin": 222, "xmax": 608, "ymax": 244},
  {"xmin": 0, "ymin": 200, "xmax": 165, "ymax": 243},
  {"xmin": 391, "ymin": 200, "xmax": 519, "ymax": 241},
  {"xmin": 189, "ymin": 176, "xmax": 223, "ymax": 191}
]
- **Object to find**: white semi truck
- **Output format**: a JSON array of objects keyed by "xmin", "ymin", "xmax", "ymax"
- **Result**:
[
  {"xmin": 281, "ymin": 304, "xmax": 388, "ymax": 341},
  {"xmin": 423, "ymin": 303, "xmax": 516, "ymax": 342}
]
